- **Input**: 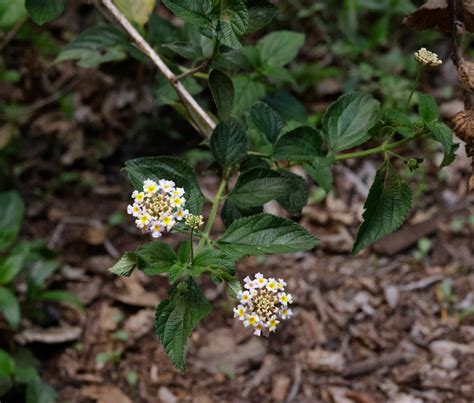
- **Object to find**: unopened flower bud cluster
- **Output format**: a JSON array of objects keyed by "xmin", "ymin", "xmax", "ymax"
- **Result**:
[
  {"xmin": 234, "ymin": 273, "xmax": 293, "ymax": 337},
  {"xmin": 127, "ymin": 178, "xmax": 189, "ymax": 238},
  {"xmin": 185, "ymin": 214, "xmax": 204, "ymax": 229},
  {"xmin": 414, "ymin": 48, "xmax": 442, "ymax": 67}
]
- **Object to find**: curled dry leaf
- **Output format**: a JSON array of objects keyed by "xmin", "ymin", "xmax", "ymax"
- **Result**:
[
  {"xmin": 452, "ymin": 109, "xmax": 474, "ymax": 189},
  {"xmin": 403, "ymin": 0, "xmax": 474, "ymax": 33}
]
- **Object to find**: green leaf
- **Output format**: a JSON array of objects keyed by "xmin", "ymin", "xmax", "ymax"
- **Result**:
[
  {"xmin": 109, "ymin": 252, "xmax": 137, "ymax": 277},
  {"xmin": 303, "ymin": 157, "xmax": 334, "ymax": 193},
  {"xmin": 55, "ymin": 27, "xmax": 135, "ymax": 68},
  {"xmin": 264, "ymin": 90, "xmax": 308, "ymax": 123},
  {"xmin": 0, "ymin": 286, "xmax": 20, "ymax": 329},
  {"xmin": 162, "ymin": 41, "xmax": 203, "ymax": 59},
  {"xmin": 212, "ymin": 49, "xmax": 250, "ymax": 71},
  {"xmin": 114, "ymin": 0, "xmax": 155, "ymax": 25},
  {"xmin": 228, "ymin": 168, "xmax": 297, "ymax": 209},
  {"xmin": 232, "ymin": 75, "xmax": 266, "ymax": 116},
  {"xmin": 322, "ymin": 91, "xmax": 380, "ymax": 152},
  {"xmin": 38, "ymin": 290, "xmax": 83, "ymax": 307},
  {"xmin": 217, "ymin": 0, "xmax": 248, "ymax": 49},
  {"xmin": 177, "ymin": 240, "xmax": 192, "ymax": 263},
  {"xmin": 249, "ymin": 102, "xmax": 283, "ymax": 145},
  {"xmin": 25, "ymin": 0, "xmax": 63, "ymax": 25},
  {"xmin": 162, "ymin": 0, "xmax": 212, "ymax": 27},
  {"xmin": 0, "ymin": 0, "xmax": 27, "ymax": 29},
  {"xmin": 273, "ymin": 126, "xmax": 322, "ymax": 161},
  {"xmin": 0, "ymin": 252, "xmax": 25, "ymax": 285},
  {"xmin": 246, "ymin": 1, "xmax": 278, "ymax": 32},
  {"xmin": 218, "ymin": 213, "xmax": 317, "ymax": 258},
  {"xmin": 0, "ymin": 191, "xmax": 25, "ymax": 252},
  {"xmin": 275, "ymin": 170, "xmax": 308, "ymax": 215},
  {"xmin": 221, "ymin": 199, "xmax": 262, "ymax": 228},
  {"xmin": 418, "ymin": 93, "xmax": 438, "ymax": 123},
  {"xmin": 209, "ymin": 69, "xmax": 235, "ymax": 121},
  {"xmin": 256, "ymin": 31, "xmax": 304, "ymax": 67},
  {"xmin": 125, "ymin": 156, "xmax": 204, "ymax": 214},
  {"xmin": 210, "ymin": 118, "xmax": 249, "ymax": 170},
  {"xmin": 427, "ymin": 122, "xmax": 456, "ymax": 167},
  {"xmin": 0, "ymin": 350, "xmax": 15, "ymax": 377},
  {"xmin": 155, "ymin": 279, "xmax": 211, "ymax": 372},
  {"xmin": 352, "ymin": 161, "xmax": 412, "ymax": 255},
  {"xmin": 26, "ymin": 379, "xmax": 58, "ymax": 403},
  {"xmin": 136, "ymin": 241, "xmax": 178, "ymax": 275},
  {"xmin": 13, "ymin": 349, "xmax": 39, "ymax": 384}
]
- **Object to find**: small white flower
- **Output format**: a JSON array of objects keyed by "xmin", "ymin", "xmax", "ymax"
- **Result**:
[
  {"xmin": 233, "ymin": 305, "xmax": 247, "ymax": 320},
  {"xmin": 170, "ymin": 196, "xmax": 185, "ymax": 208},
  {"xmin": 134, "ymin": 191, "xmax": 145, "ymax": 204},
  {"xmin": 253, "ymin": 322, "xmax": 267, "ymax": 337},
  {"xmin": 127, "ymin": 203, "xmax": 141, "ymax": 217},
  {"xmin": 159, "ymin": 179, "xmax": 175, "ymax": 193},
  {"xmin": 175, "ymin": 208, "xmax": 189, "ymax": 221},
  {"xmin": 414, "ymin": 47, "xmax": 442, "ymax": 67},
  {"xmin": 279, "ymin": 307, "xmax": 293, "ymax": 320},
  {"xmin": 278, "ymin": 292, "xmax": 293, "ymax": 306},
  {"xmin": 136, "ymin": 213, "xmax": 151, "ymax": 229},
  {"xmin": 239, "ymin": 290, "xmax": 252, "ymax": 305},
  {"xmin": 172, "ymin": 187, "xmax": 185, "ymax": 197},
  {"xmin": 266, "ymin": 278, "xmax": 278, "ymax": 293},
  {"xmin": 277, "ymin": 278, "xmax": 286, "ymax": 290},
  {"xmin": 161, "ymin": 214, "xmax": 175, "ymax": 231},
  {"xmin": 267, "ymin": 316, "xmax": 280, "ymax": 332},
  {"xmin": 255, "ymin": 273, "xmax": 267, "ymax": 288},
  {"xmin": 143, "ymin": 179, "xmax": 159, "ymax": 195},
  {"xmin": 151, "ymin": 221, "xmax": 164, "ymax": 238},
  {"xmin": 243, "ymin": 313, "xmax": 259, "ymax": 328}
]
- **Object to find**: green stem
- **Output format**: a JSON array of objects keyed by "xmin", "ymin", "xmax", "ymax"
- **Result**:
[
  {"xmin": 196, "ymin": 178, "xmax": 227, "ymax": 252},
  {"xmin": 405, "ymin": 66, "xmax": 423, "ymax": 111},
  {"xmin": 335, "ymin": 135, "xmax": 418, "ymax": 161},
  {"xmin": 190, "ymin": 228, "xmax": 194, "ymax": 262}
]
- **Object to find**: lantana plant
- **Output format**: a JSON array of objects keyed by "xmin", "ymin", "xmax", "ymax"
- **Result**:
[{"xmin": 23, "ymin": 0, "xmax": 459, "ymax": 372}]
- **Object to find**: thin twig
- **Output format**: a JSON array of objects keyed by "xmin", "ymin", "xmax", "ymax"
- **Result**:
[
  {"xmin": 99, "ymin": 0, "xmax": 215, "ymax": 137},
  {"xmin": 173, "ymin": 60, "xmax": 209, "ymax": 83}
]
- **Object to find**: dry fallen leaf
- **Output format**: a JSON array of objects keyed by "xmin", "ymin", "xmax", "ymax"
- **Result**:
[{"xmin": 403, "ymin": 0, "xmax": 474, "ymax": 33}]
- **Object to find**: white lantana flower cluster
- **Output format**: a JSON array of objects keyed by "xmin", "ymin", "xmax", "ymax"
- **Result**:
[
  {"xmin": 414, "ymin": 47, "xmax": 442, "ymax": 67},
  {"xmin": 127, "ymin": 178, "xmax": 188, "ymax": 238},
  {"xmin": 234, "ymin": 273, "xmax": 293, "ymax": 337}
]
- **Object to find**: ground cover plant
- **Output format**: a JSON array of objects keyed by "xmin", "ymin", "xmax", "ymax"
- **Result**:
[{"xmin": 12, "ymin": 0, "xmax": 470, "ymax": 374}]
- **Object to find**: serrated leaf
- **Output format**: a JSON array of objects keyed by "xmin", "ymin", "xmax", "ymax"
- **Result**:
[
  {"xmin": 136, "ymin": 241, "xmax": 177, "ymax": 275},
  {"xmin": 114, "ymin": 0, "xmax": 155, "ymax": 25},
  {"xmin": 0, "ymin": 191, "xmax": 24, "ymax": 252},
  {"xmin": 209, "ymin": 69, "xmax": 235, "ymax": 121},
  {"xmin": 303, "ymin": 157, "xmax": 334, "ymax": 193},
  {"xmin": 162, "ymin": 41, "xmax": 203, "ymax": 59},
  {"xmin": 0, "ymin": 0, "xmax": 27, "ymax": 29},
  {"xmin": 322, "ymin": 91, "xmax": 380, "ymax": 152},
  {"xmin": 162, "ymin": 0, "xmax": 212, "ymax": 27},
  {"xmin": 275, "ymin": 170, "xmax": 308, "ymax": 215},
  {"xmin": 25, "ymin": 0, "xmax": 63, "ymax": 25},
  {"xmin": 109, "ymin": 252, "xmax": 137, "ymax": 277},
  {"xmin": 228, "ymin": 168, "xmax": 297, "ymax": 209},
  {"xmin": 125, "ymin": 156, "xmax": 204, "ymax": 214},
  {"xmin": 264, "ymin": 90, "xmax": 308, "ymax": 123},
  {"xmin": 246, "ymin": 1, "xmax": 278, "ymax": 32},
  {"xmin": 418, "ymin": 93, "xmax": 438, "ymax": 123},
  {"xmin": 217, "ymin": 0, "xmax": 248, "ymax": 49},
  {"xmin": 212, "ymin": 49, "xmax": 250, "ymax": 71},
  {"xmin": 249, "ymin": 102, "xmax": 283, "ymax": 144},
  {"xmin": 210, "ymin": 118, "xmax": 249, "ymax": 170},
  {"xmin": 427, "ymin": 121, "xmax": 456, "ymax": 167},
  {"xmin": 352, "ymin": 161, "xmax": 412, "ymax": 255},
  {"xmin": 256, "ymin": 31, "xmax": 304, "ymax": 67},
  {"xmin": 273, "ymin": 126, "xmax": 322, "ymax": 161},
  {"xmin": 380, "ymin": 109, "xmax": 414, "ymax": 138},
  {"xmin": 221, "ymin": 199, "xmax": 262, "ymax": 228},
  {"xmin": 232, "ymin": 75, "xmax": 266, "ymax": 116},
  {"xmin": 217, "ymin": 213, "xmax": 318, "ymax": 258},
  {"xmin": 0, "ymin": 286, "xmax": 20, "ymax": 329},
  {"xmin": 55, "ymin": 26, "xmax": 135, "ymax": 68},
  {"xmin": 155, "ymin": 280, "xmax": 211, "ymax": 372}
]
